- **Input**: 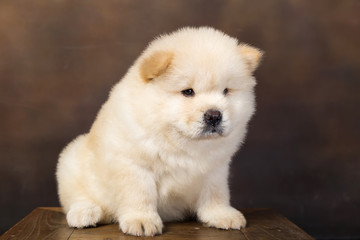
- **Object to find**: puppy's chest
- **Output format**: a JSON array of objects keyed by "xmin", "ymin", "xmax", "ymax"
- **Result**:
[
  {"xmin": 150, "ymin": 151, "xmax": 212, "ymax": 210},
  {"xmin": 155, "ymin": 165, "xmax": 204, "ymax": 205}
]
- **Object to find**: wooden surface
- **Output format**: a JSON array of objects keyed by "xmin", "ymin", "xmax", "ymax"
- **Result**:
[{"xmin": 1, "ymin": 207, "xmax": 313, "ymax": 240}]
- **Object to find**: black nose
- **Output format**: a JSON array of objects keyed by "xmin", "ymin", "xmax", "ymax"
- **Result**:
[{"xmin": 204, "ymin": 109, "xmax": 222, "ymax": 127}]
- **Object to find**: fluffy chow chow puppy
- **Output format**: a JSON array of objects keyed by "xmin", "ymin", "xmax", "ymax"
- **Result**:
[{"xmin": 56, "ymin": 27, "xmax": 263, "ymax": 236}]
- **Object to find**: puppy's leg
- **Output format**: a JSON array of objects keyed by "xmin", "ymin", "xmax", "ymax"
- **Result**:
[
  {"xmin": 196, "ymin": 163, "xmax": 246, "ymax": 230},
  {"xmin": 66, "ymin": 199, "xmax": 103, "ymax": 228},
  {"xmin": 57, "ymin": 135, "xmax": 104, "ymax": 228},
  {"xmin": 116, "ymin": 164, "xmax": 163, "ymax": 237}
]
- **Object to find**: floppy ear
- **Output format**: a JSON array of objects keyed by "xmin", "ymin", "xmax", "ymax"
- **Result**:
[
  {"xmin": 140, "ymin": 51, "xmax": 173, "ymax": 82},
  {"xmin": 238, "ymin": 44, "xmax": 263, "ymax": 73}
]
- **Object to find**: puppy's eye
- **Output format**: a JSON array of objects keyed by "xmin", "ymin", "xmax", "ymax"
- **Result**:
[
  {"xmin": 223, "ymin": 88, "xmax": 229, "ymax": 96},
  {"xmin": 181, "ymin": 88, "xmax": 195, "ymax": 97}
]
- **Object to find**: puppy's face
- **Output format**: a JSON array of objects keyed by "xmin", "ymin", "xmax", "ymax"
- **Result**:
[{"xmin": 138, "ymin": 29, "xmax": 262, "ymax": 140}]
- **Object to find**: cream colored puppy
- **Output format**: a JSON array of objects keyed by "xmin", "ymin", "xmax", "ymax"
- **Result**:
[{"xmin": 56, "ymin": 27, "xmax": 262, "ymax": 237}]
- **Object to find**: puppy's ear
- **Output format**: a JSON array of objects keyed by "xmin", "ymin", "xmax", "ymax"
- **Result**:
[
  {"xmin": 140, "ymin": 51, "xmax": 173, "ymax": 82},
  {"xmin": 238, "ymin": 44, "xmax": 263, "ymax": 73}
]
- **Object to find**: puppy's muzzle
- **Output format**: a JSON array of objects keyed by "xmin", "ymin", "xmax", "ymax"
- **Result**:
[{"xmin": 204, "ymin": 109, "xmax": 222, "ymax": 127}]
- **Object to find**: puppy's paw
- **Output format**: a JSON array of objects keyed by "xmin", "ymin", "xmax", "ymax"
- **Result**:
[
  {"xmin": 119, "ymin": 212, "xmax": 163, "ymax": 236},
  {"xmin": 198, "ymin": 206, "xmax": 246, "ymax": 230},
  {"xmin": 66, "ymin": 202, "xmax": 103, "ymax": 228}
]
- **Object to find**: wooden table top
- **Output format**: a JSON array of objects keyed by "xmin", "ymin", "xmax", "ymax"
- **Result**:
[{"xmin": 1, "ymin": 207, "xmax": 313, "ymax": 240}]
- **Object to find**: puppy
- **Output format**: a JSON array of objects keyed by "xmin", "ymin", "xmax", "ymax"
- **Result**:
[{"xmin": 56, "ymin": 27, "xmax": 262, "ymax": 236}]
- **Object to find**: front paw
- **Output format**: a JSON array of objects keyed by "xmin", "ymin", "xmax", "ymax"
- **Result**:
[
  {"xmin": 119, "ymin": 212, "xmax": 163, "ymax": 237},
  {"xmin": 198, "ymin": 206, "xmax": 246, "ymax": 230},
  {"xmin": 66, "ymin": 202, "xmax": 103, "ymax": 228}
]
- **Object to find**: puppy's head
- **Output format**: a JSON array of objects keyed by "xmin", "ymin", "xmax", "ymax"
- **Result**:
[{"xmin": 137, "ymin": 27, "xmax": 263, "ymax": 140}]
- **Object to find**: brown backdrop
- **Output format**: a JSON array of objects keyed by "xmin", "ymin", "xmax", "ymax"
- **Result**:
[{"xmin": 1, "ymin": 1, "xmax": 359, "ymax": 239}]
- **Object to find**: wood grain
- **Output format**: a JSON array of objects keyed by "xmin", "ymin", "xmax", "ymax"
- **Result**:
[
  {"xmin": 1, "ymin": 208, "xmax": 313, "ymax": 240},
  {"xmin": 1, "ymin": 208, "xmax": 73, "ymax": 240}
]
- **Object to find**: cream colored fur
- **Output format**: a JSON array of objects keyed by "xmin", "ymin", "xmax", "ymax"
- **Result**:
[{"xmin": 56, "ymin": 27, "xmax": 262, "ymax": 237}]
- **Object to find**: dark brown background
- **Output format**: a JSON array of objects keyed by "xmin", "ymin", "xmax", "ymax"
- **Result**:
[{"xmin": 1, "ymin": 1, "xmax": 359, "ymax": 239}]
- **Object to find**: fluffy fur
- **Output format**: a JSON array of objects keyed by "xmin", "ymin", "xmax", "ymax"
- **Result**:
[{"xmin": 56, "ymin": 27, "xmax": 263, "ymax": 237}]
